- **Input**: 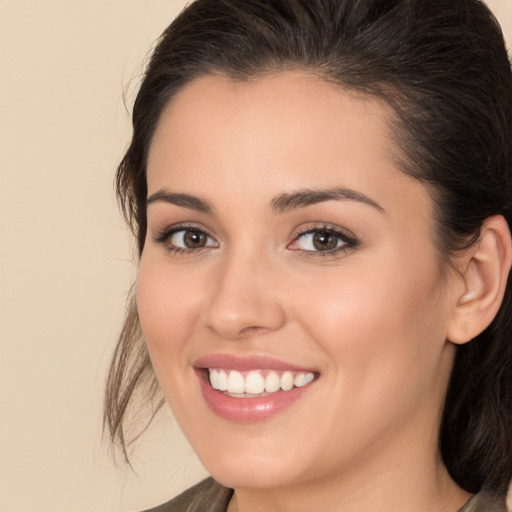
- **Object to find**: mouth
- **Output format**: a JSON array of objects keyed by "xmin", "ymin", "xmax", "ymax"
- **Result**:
[
  {"xmin": 194, "ymin": 355, "xmax": 319, "ymax": 422},
  {"xmin": 208, "ymin": 368, "xmax": 315, "ymax": 397}
]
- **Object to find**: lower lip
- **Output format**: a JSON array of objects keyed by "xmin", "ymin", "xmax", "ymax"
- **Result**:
[{"xmin": 196, "ymin": 371, "xmax": 315, "ymax": 422}]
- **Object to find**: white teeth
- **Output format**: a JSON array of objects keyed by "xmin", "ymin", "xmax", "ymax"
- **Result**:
[
  {"xmin": 244, "ymin": 372, "xmax": 265, "ymax": 394},
  {"xmin": 265, "ymin": 372, "xmax": 281, "ymax": 392},
  {"xmin": 210, "ymin": 369, "xmax": 220, "ymax": 390},
  {"xmin": 227, "ymin": 370, "xmax": 245, "ymax": 394},
  {"xmin": 280, "ymin": 371, "xmax": 294, "ymax": 391},
  {"xmin": 217, "ymin": 370, "xmax": 228, "ymax": 390},
  {"xmin": 294, "ymin": 372, "xmax": 314, "ymax": 388},
  {"xmin": 209, "ymin": 369, "xmax": 315, "ymax": 395},
  {"xmin": 209, "ymin": 369, "xmax": 228, "ymax": 390}
]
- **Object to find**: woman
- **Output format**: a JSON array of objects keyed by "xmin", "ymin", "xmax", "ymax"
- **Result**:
[{"xmin": 104, "ymin": 0, "xmax": 512, "ymax": 511}]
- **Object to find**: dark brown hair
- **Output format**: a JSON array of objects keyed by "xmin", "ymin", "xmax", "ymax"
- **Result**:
[{"xmin": 105, "ymin": 0, "xmax": 512, "ymax": 493}]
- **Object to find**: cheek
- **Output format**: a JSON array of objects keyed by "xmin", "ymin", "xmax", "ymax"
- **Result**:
[
  {"xmin": 135, "ymin": 255, "xmax": 201, "ymax": 375},
  {"xmin": 291, "ymin": 252, "xmax": 449, "ymax": 400}
]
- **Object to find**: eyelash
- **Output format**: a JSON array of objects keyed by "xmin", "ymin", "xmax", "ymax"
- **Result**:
[
  {"xmin": 152, "ymin": 223, "xmax": 358, "ymax": 257},
  {"xmin": 153, "ymin": 224, "xmax": 217, "ymax": 255},
  {"xmin": 289, "ymin": 224, "xmax": 358, "ymax": 257}
]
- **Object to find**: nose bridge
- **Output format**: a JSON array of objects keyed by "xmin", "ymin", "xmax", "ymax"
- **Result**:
[{"xmin": 202, "ymin": 245, "xmax": 286, "ymax": 339}]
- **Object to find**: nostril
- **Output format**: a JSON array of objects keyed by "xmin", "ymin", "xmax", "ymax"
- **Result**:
[
  {"xmin": 201, "ymin": 271, "xmax": 287, "ymax": 338},
  {"xmin": 239, "ymin": 325, "xmax": 266, "ymax": 336}
]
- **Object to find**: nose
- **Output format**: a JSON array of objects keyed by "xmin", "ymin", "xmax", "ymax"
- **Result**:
[{"xmin": 201, "ymin": 251, "xmax": 287, "ymax": 340}]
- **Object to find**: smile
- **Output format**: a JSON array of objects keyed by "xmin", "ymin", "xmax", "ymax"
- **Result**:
[
  {"xmin": 208, "ymin": 369, "xmax": 315, "ymax": 396},
  {"xmin": 194, "ymin": 355, "xmax": 319, "ymax": 422}
]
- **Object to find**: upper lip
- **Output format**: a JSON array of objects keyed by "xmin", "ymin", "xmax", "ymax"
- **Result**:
[{"xmin": 193, "ymin": 353, "xmax": 317, "ymax": 372}]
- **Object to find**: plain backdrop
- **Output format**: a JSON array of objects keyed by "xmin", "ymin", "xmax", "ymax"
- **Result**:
[{"xmin": 0, "ymin": 1, "xmax": 511, "ymax": 511}]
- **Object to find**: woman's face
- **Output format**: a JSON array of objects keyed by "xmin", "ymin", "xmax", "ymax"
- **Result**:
[{"xmin": 137, "ymin": 73, "xmax": 461, "ymax": 490}]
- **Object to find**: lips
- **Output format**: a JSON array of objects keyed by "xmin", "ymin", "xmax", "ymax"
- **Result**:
[{"xmin": 194, "ymin": 354, "xmax": 318, "ymax": 422}]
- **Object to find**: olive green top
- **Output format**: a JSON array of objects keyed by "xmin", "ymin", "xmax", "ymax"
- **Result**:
[{"xmin": 143, "ymin": 478, "xmax": 508, "ymax": 512}]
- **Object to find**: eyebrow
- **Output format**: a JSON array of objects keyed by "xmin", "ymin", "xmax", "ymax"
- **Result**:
[
  {"xmin": 146, "ymin": 186, "xmax": 384, "ymax": 215},
  {"xmin": 271, "ymin": 187, "xmax": 384, "ymax": 213},
  {"xmin": 146, "ymin": 190, "xmax": 214, "ymax": 213}
]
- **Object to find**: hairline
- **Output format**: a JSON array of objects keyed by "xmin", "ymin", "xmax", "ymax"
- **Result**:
[{"xmin": 145, "ymin": 67, "xmax": 456, "ymax": 270}]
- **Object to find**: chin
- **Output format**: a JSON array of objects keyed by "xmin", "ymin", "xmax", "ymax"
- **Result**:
[
  {"xmin": 207, "ymin": 461, "xmax": 299, "ymax": 490},
  {"xmin": 193, "ymin": 434, "xmax": 315, "ymax": 490}
]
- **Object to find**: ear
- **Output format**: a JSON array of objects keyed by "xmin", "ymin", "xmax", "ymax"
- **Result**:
[{"xmin": 447, "ymin": 215, "xmax": 512, "ymax": 345}]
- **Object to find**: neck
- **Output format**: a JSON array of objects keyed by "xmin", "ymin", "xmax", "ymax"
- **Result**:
[{"xmin": 228, "ymin": 441, "xmax": 471, "ymax": 512}]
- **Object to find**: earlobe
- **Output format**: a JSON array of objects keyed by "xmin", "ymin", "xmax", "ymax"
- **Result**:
[{"xmin": 447, "ymin": 215, "xmax": 512, "ymax": 345}]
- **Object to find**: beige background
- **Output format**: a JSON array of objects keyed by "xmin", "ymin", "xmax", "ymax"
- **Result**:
[{"xmin": 0, "ymin": 1, "xmax": 511, "ymax": 511}]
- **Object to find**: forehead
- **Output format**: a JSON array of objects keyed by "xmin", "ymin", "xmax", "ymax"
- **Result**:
[
  {"xmin": 150, "ymin": 72, "xmax": 396, "ymax": 158},
  {"xmin": 146, "ymin": 72, "xmax": 430, "ymax": 222}
]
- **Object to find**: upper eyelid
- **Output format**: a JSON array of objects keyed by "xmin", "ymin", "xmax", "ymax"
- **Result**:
[
  {"xmin": 152, "ymin": 223, "xmax": 218, "ymax": 244},
  {"xmin": 153, "ymin": 222, "xmax": 214, "ymax": 235},
  {"xmin": 291, "ymin": 223, "xmax": 357, "ymax": 240}
]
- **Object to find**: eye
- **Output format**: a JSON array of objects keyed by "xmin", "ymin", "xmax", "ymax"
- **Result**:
[
  {"xmin": 170, "ymin": 229, "xmax": 216, "ymax": 249},
  {"xmin": 289, "ymin": 226, "xmax": 357, "ymax": 255},
  {"xmin": 154, "ymin": 226, "xmax": 218, "ymax": 253}
]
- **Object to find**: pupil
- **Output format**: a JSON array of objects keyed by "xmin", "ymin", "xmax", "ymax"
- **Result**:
[
  {"xmin": 313, "ymin": 231, "xmax": 337, "ymax": 251},
  {"xmin": 184, "ymin": 230, "xmax": 206, "ymax": 248}
]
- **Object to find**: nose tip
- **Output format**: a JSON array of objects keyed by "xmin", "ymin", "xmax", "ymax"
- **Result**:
[
  {"xmin": 201, "ymin": 260, "xmax": 286, "ymax": 340},
  {"xmin": 207, "ymin": 311, "xmax": 275, "ymax": 340}
]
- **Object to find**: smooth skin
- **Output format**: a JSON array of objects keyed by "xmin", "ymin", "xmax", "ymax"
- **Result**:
[{"xmin": 137, "ymin": 72, "xmax": 511, "ymax": 512}]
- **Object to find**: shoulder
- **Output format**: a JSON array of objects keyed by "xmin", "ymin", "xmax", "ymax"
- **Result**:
[
  {"xmin": 459, "ymin": 488, "xmax": 510, "ymax": 512},
  {"xmin": 141, "ymin": 478, "xmax": 233, "ymax": 512}
]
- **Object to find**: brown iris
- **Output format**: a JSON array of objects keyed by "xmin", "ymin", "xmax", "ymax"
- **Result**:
[
  {"xmin": 312, "ymin": 230, "xmax": 339, "ymax": 251},
  {"xmin": 183, "ymin": 230, "xmax": 208, "ymax": 248}
]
